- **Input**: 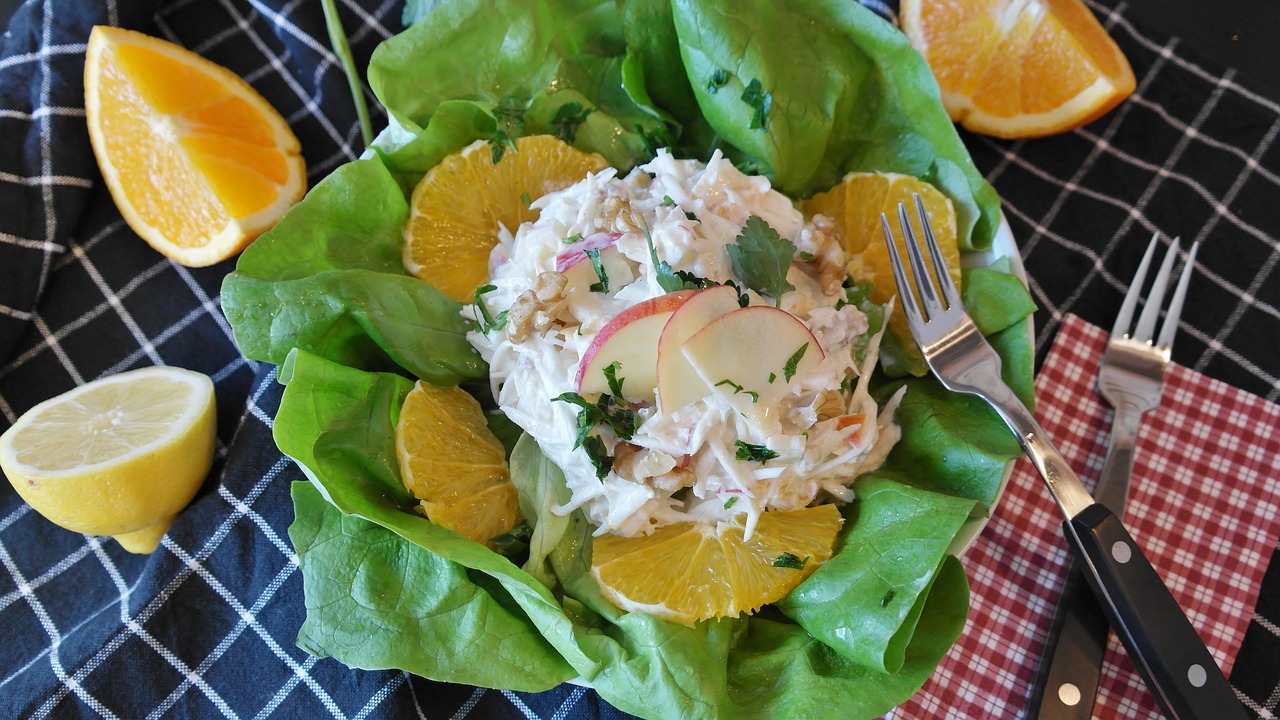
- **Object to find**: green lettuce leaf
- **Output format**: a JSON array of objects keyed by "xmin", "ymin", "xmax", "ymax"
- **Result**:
[
  {"xmin": 220, "ymin": 158, "xmax": 485, "ymax": 384},
  {"xmin": 289, "ymin": 481, "xmax": 572, "ymax": 690}
]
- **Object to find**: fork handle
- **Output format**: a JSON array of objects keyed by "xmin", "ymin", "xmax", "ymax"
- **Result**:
[
  {"xmin": 1026, "ymin": 561, "xmax": 1110, "ymax": 719},
  {"xmin": 1064, "ymin": 503, "xmax": 1247, "ymax": 720}
]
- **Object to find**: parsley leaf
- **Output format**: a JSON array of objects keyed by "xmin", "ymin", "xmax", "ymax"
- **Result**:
[
  {"xmin": 471, "ymin": 284, "xmax": 508, "ymax": 334},
  {"xmin": 642, "ymin": 218, "xmax": 691, "ymax": 293},
  {"xmin": 740, "ymin": 78, "xmax": 772, "ymax": 130},
  {"xmin": 585, "ymin": 248, "xmax": 609, "ymax": 293},
  {"xmin": 550, "ymin": 101, "xmax": 593, "ymax": 144},
  {"xmin": 727, "ymin": 215, "xmax": 796, "ymax": 307},
  {"xmin": 552, "ymin": 392, "xmax": 637, "ymax": 445},
  {"xmin": 723, "ymin": 496, "xmax": 739, "ymax": 509},
  {"xmin": 772, "ymin": 552, "xmax": 809, "ymax": 570},
  {"xmin": 582, "ymin": 435, "xmax": 613, "ymax": 479},
  {"xmin": 660, "ymin": 195, "xmax": 676, "ymax": 207},
  {"xmin": 603, "ymin": 361, "xmax": 625, "ymax": 398},
  {"xmin": 707, "ymin": 67, "xmax": 730, "ymax": 94},
  {"xmin": 735, "ymin": 440, "xmax": 778, "ymax": 463},
  {"xmin": 783, "ymin": 342, "xmax": 809, "ymax": 382},
  {"xmin": 490, "ymin": 96, "xmax": 525, "ymax": 163}
]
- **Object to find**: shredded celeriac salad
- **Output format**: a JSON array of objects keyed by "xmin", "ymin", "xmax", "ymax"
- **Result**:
[{"xmin": 467, "ymin": 147, "xmax": 904, "ymax": 539}]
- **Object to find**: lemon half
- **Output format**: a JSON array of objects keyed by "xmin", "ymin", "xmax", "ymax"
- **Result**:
[{"xmin": 0, "ymin": 366, "xmax": 216, "ymax": 553}]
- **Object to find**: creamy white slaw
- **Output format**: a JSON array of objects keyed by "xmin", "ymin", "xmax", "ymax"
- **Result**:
[{"xmin": 467, "ymin": 147, "xmax": 902, "ymax": 539}]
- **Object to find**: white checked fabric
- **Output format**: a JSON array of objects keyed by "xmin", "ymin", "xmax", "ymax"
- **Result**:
[{"xmin": 1, "ymin": 0, "xmax": 1278, "ymax": 718}]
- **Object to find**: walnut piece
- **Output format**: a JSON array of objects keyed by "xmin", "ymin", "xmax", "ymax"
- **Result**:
[{"xmin": 505, "ymin": 271, "xmax": 568, "ymax": 343}]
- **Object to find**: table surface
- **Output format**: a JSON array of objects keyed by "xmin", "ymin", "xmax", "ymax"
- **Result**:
[{"xmin": 2, "ymin": 0, "xmax": 1278, "ymax": 718}]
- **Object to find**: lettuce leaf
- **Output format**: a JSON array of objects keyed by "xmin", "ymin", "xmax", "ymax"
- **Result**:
[{"xmin": 273, "ymin": 348, "xmax": 976, "ymax": 719}]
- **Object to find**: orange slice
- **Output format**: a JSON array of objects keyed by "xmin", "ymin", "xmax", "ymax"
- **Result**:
[
  {"xmin": 403, "ymin": 135, "xmax": 609, "ymax": 302},
  {"xmin": 801, "ymin": 172, "xmax": 958, "ymax": 375},
  {"xmin": 84, "ymin": 26, "xmax": 305, "ymax": 267},
  {"xmin": 900, "ymin": 0, "xmax": 1136, "ymax": 138},
  {"xmin": 591, "ymin": 504, "xmax": 843, "ymax": 625},
  {"xmin": 394, "ymin": 380, "xmax": 521, "ymax": 549}
]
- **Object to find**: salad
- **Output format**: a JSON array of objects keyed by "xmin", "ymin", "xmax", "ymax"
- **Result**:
[{"xmin": 221, "ymin": 0, "xmax": 1037, "ymax": 717}]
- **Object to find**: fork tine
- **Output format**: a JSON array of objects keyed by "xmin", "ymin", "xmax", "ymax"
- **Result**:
[
  {"xmin": 1113, "ymin": 233, "xmax": 1159, "ymax": 338},
  {"xmin": 896, "ymin": 203, "xmax": 945, "ymax": 320},
  {"xmin": 914, "ymin": 193, "xmax": 963, "ymax": 310},
  {"xmin": 1156, "ymin": 240, "xmax": 1199, "ymax": 351},
  {"xmin": 1133, "ymin": 237, "xmax": 1181, "ymax": 343},
  {"xmin": 880, "ymin": 212, "xmax": 925, "ymax": 328}
]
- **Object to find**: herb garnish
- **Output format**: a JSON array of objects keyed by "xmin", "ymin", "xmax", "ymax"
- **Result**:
[
  {"xmin": 550, "ymin": 101, "xmax": 593, "ymax": 144},
  {"xmin": 603, "ymin": 361, "xmax": 625, "ymax": 398},
  {"xmin": 773, "ymin": 552, "xmax": 809, "ymax": 570},
  {"xmin": 783, "ymin": 342, "xmax": 808, "ymax": 382},
  {"xmin": 471, "ymin": 284, "xmax": 509, "ymax": 334},
  {"xmin": 490, "ymin": 95, "xmax": 525, "ymax": 163},
  {"xmin": 660, "ymin": 195, "xmax": 676, "ymax": 207},
  {"xmin": 735, "ymin": 440, "xmax": 778, "ymax": 463},
  {"xmin": 727, "ymin": 215, "xmax": 796, "ymax": 307},
  {"xmin": 563, "ymin": 232, "xmax": 583, "ymax": 245},
  {"xmin": 723, "ymin": 496, "xmax": 739, "ymax": 509},
  {"xmin": 707, "ymin": 67, "xmax": 729, "ymax": 94},
  {"xmin": 582, "ymin": 435, "xmax": 613, "ymax": 479},
  {"xmin": 520, "ymin": 192, "xmax": 532, "ymax": 206},
  {"xmin": 585, "ymin": 248, "xmax": 609, "ymax": 293},
  {"xmin": 490, "ymin": 522, "xmax": 533, "ymax": 557},
  {"xmin": 714, "ymin": 379, "xmax": 758, "ymax": 403},
  {"xmin": 553, "ymin": 391, "xmax": 637, "ymax": 446},
  {"xmin": 740, "ymin": 78, "xmax": 772, "ymax": 130}
]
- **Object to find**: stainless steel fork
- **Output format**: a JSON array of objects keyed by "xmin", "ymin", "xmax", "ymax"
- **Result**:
[
  {"xmin": 1029, "ymin": 234, "xmax": 1200, "ymax": 719},
  {"xmin": 881, "ymin": 196, "xmax": 1244, "ymax": 720}
]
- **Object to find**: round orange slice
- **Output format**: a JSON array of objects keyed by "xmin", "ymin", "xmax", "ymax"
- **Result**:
[
  {"xmin": 84, "ymin": 26, "xmax": 306, "ymax": 267},
  {"xmin": 900, "ymin": 0, "xmax": 1136, "ymax": 138}
]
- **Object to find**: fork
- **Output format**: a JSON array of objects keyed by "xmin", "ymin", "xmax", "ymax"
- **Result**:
[
  {"xmin": 1028, "ymin": 234, "xmax": 1200, "ymax": 719},
  {"xmin": 881, "ymin": 196, "xmax": 1245, "ymax": 720}
]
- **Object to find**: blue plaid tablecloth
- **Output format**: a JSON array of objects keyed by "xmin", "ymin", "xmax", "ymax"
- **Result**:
[{"xmin": 1, "ymin": 0, "xmax": 1277, "ymax": 717}]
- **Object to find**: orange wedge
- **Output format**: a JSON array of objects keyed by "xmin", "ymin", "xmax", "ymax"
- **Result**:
[
  {"xmin": 84, "ymin": 26, "xmax": 305, "ymax": 267},
  {"xmin": 900, "ymin": 0, "xmax": 1136, "ymax": 138},
  {"xmin": 801, "ymin": 172, "xmax": 958, "ymax": 375},
  {"xmin": 591, "ymin": 504, "xmax": 843, "ymax": 625},
  {"xmin": 403, "ymin": 135, "xmax": 609, "ymax": 302},
  {"xmin": 394, "ymin": 380, "xmax": 521, "ymax": 549}
]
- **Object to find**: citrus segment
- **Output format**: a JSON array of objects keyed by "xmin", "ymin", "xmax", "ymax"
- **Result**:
[
  {"xmin": 84, "ymin": 26, "xmax": 305, "ymax": 267},
  {"xmin": 403, "ymin": 135, "xmax": 610, "ymax": 302},
  {"xmin": 0, "ymin": 366, "xmax": 217, "ymax": 554},
  {"xmin": 900, "ymin": 0, "xmax": 1135, "ymax": 138},
  {"xmin": 394, "ymin": 380, "xmax": 521, "ymax": 548},
  {"xmin": 801, "ymin": 172, "xmax": 958, "ymax": 375},
  {"xmin": 590, "ymin": 504, "xmax": 843, "ymax": 625}
]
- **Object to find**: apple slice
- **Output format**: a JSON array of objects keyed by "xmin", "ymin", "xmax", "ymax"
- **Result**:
[
  {"xmin": 576, "ymin": 289, "xmax": 701, "ymax": 403},
  {"xmin": 655, "ymin": 285, "xmax": 743, "ymax": 413},
  {"xmin": 557, "ymin": 232, "xmax": 635, "ymax": 293},
  {"xmin": 680, "ymin": 306, "xmax": 824, "ymax": 408}
]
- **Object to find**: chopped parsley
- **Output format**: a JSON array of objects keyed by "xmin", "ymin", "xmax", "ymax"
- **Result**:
[
  {"xmin": 490, "ymin": 522, "xmax": 533, "ymax": 557},
  {"xmin": 471, "ymin": 284, "xmax": 508, "ymax": 334},
  {"xmin": 715, "ymin": 379, "xmax": 758, "ymax": 403},
  {"xmin": 550, "ymin": 101, "xmax": 593, "ymax": 144},
  {"xmin": 706, "ymin": 67, "xmax": 730, "ymax": 94},
  {"xmin": 723, "ymin": 496, "xmax": 739, "ymax": 510},
  {"xmin": 520, "ymin": 192, "xmax": 532, "ymax": 206},
  {"xmin": 582, "ymin": 435, "xmax": 613, "ymax": 479},
  {"xmin": 799, "ymin": 251, "xmax": 815, "ymax": 262},
  {"xmin": 490, "ymin": 95, "xmax": 525, "ymax": 163},
  {"xmin": 768, "ymin": 372, "xmax": 777, "ymax": 384},
  {"xmin": 735, "ymin": 440, "xmax": 778, "ymax": 463},
  {"xmin": 603, "ymin": 361, "xmax": 625, "ymax": 398},
  {"xmin": 585, "ymin": 248, "xmax": 609, "ymax": 293},
  {"xmin": 740, "ymin": 78, "xmax": 772, "ymax": 130},
  {"xmin": 727, "ymin": 215, "xmax": 796, "ymax": 307},
  {"xmin": 660, "ymin": 195, "xmax": 676, "ymax": 207},
  {"xmin": 772, "ymin": 552, "xmax": 808, "ymax": 570},
  {"xmin": 552, "ymin": 391, "xmax": 638, "ymax": 447},
  {"xmin": 562, "ymin": 232, "xmax": 583, "ymax": 245},
  {"xmin": 783, "ymin": 342, "xmax": 809, "ymax": 382}
]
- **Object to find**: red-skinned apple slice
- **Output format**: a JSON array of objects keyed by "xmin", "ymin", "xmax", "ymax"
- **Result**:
[
  {"xmin": 576, "ymin": 289, "xmax": 701, "ymax": 403},
  {"xmin": 655, "ymin": 285, "xmax": 743, "ymax": 413},
  {"xmin": 561, "ymin": 246, "xmax": 635, "ymax": 291},
  {"xmin": 680, "ymin": 305, "xmax": 824, "ymax": 407}
]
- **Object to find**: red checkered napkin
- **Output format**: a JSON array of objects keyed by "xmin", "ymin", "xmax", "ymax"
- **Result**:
[{"xmin": 892, "ymin": 313, "xmax": 1280, "ymax": 719}]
